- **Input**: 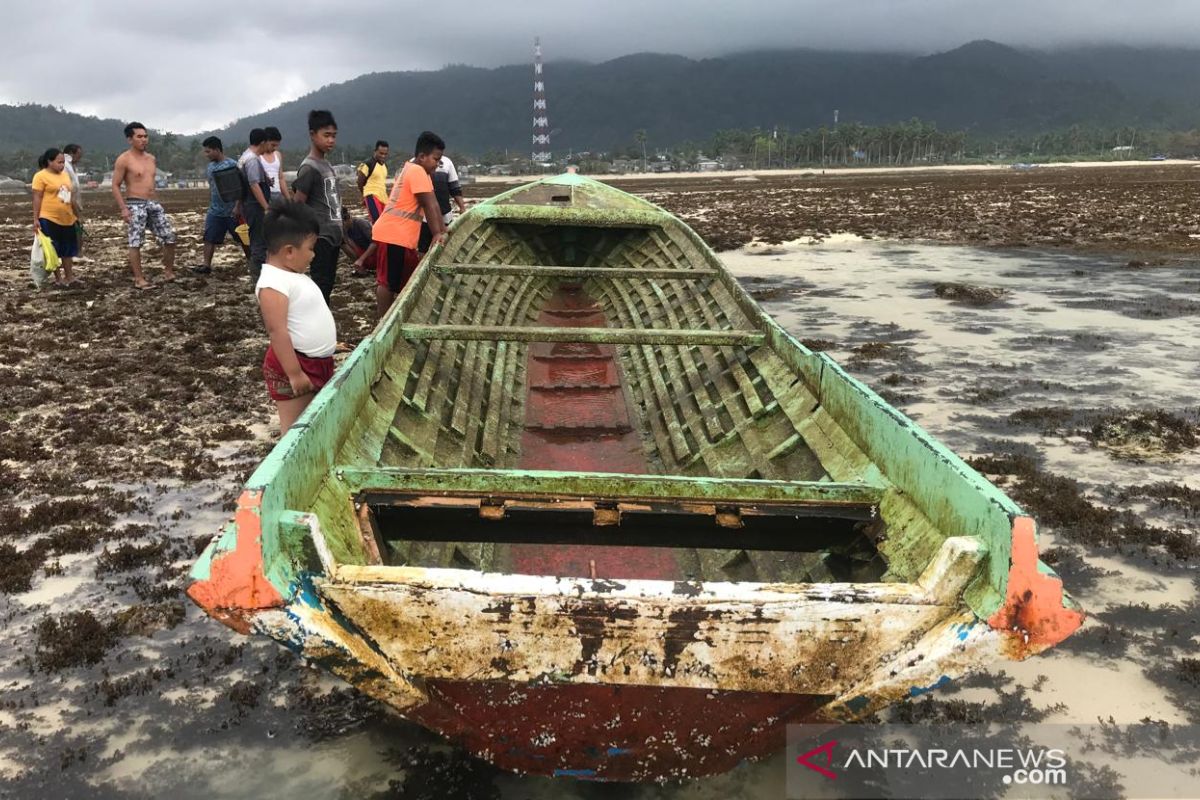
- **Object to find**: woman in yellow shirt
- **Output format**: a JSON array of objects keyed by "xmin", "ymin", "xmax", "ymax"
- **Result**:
[{"xmin": 31, "ymin": 148, "xmax": 79, "ymax": 286}]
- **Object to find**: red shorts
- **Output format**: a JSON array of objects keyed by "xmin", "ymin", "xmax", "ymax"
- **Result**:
[
  {"xmin": 364, "ymin": 196, "xmax": 386, "ymax": 222},
  {"xmin": 262, "ymin": 345, "xmax": 335, "ymax": 402},
  {"xmin": 376, "ymin": 243, "xmax": 420, "ymax": 293}
]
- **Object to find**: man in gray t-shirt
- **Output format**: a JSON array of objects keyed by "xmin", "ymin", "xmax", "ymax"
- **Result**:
[
  {"xmin": 293, "ymin": 157, "xmax": 343, "ymax": 245},
  {"xmin": 291, "ymin": 110, "xmax": 344, "ymax": 304}
]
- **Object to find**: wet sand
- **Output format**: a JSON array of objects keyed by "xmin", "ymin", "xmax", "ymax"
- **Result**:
[
  {"xmin": 0, "ymin": 167, "xmax": 1197, "ymax": 798},
  {"xmin": 620, "ymin": 163, "xmax": 1200, "ymax": 256}
]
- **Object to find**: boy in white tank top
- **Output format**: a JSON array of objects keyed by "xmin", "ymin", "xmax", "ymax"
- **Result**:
[{"xmin": 261, "ymin": 126, "xmax": 290, "ymax": 201}]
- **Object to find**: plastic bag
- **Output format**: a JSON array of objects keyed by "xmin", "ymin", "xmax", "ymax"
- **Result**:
[
  {"xmin": 39, "ymin": 231, "xmax": 60, "ymax": 273},
  {"xmin": 30, "ymin": 231, "xmax": 61, "ymax": 288},
  {"xmin": 30, "ymin": 234, "xmax": 46, "ymax": 288},
  {"xmin": 235, "ymin": 223, "xmax": 250, "ymax": 247},
  {"xmin": 30, "ymin": 231, "xmax": 60, "ymax": 287}
]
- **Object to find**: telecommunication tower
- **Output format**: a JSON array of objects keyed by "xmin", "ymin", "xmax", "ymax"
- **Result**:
[{"xmin": 532, "ymin": 37, "xmax": 551, "ymax": 163}]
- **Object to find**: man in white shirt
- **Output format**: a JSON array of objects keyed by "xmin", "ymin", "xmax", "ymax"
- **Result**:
[
  {"xmin": 239, "ymin": 128, "xmax": 267, "ymax": 168},
  {"xmin": 417, "ymin": 155, "xmax": 469, "ymax": 253},
  {"xmin": 435, "ymin": 156, "xmax": 468, "ymax": 225}
]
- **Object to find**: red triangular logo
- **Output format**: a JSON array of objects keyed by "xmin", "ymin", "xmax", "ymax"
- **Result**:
[{"xmin": 797, "ymin": 740, "xmax": 838, "ymax": 779}]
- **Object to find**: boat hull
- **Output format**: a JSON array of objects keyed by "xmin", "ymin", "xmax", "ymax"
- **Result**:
[{"xmin": 411, "ymin": 681, "xmax": 830, "ymax": 781}]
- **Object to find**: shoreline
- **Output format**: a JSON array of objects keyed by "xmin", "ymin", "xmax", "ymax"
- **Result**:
[{"xmin": 475, "ymin": 158, "xmax": 1200, "ymax": 184}]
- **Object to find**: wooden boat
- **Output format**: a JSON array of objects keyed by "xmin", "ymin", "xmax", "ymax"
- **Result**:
[{"xmin": 189, "ymin": 173, "xmax": 1082, "ymax": 782}]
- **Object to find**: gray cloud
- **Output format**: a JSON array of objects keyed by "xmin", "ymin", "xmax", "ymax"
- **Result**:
[{"xmin": 3, "ymin": 0, "xmax": 1199, "ymax": 133}]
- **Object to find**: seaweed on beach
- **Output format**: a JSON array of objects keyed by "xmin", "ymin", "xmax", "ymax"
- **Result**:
[
  {"xmin": 34, "ymin": 611, "xmax": 119, "ymax": 672},
  {"xmin": 967, "ymin": 449, "xmax": 1199, "ymax": 561},
  {"xmin": 366, "ymin": 747, "xmax": 501, "ymax": 800},
  {"xmin": 1002, "ymin": 406, "xmax": 1199, "ymax": 461},
  {"xmin": 933, "ymin": 282, "xmax": 1010, "ymax": 306},
  {"xmin": 0, "ymin": 541, "xmax": 49, "ymax": 594},
  {"xmin": 1118, "ymin": 482, "xmax": 1200, "ymax": 517},
  {"xmin": 1086, "ymin": 409, "xmax": 1198, "ymax": 459},
  {"xmin": 890, "ymin": 679, "xmax": 1065, "ymax": 725}
]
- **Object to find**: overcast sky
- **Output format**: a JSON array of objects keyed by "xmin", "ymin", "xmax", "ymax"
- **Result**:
[{"xmin": 4, "ymin": 1, "xmax": 1198, "ymax": 133}]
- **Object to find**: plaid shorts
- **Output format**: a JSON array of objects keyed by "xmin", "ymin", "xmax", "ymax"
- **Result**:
[
  {"xmin": 262, "ymin": 346, "xmax": 335, "ymax": 401},
  {"xmin": 126, "ymin": 199, "xmax": 177, "ymax": 248}
]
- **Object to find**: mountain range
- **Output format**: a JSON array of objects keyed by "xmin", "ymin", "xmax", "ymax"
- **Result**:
[{"xmin": 5, "ymin": 41, "xmax": 1200, "ymax": 155}]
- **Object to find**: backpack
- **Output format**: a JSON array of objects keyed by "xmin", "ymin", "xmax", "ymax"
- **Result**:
[
  {"xmin": 211, "ymin": 162, "xmax": 247, "ymax": 204},
  {"xmin": 361, "ymin": 158, "xmax": 378, "ymax": 179}
]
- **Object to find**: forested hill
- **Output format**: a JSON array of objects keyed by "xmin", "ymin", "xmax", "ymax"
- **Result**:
[
  {"xmin": 7, "ymin": 41, "xmax": 1200, "ymax": 156},
  {"xmin": 213, "ymin": 41, "xmax": 1200, "ymax": 153},
  {"xmin": 0, "ymin": 104, "xmax": 136, "ymax": 154}
]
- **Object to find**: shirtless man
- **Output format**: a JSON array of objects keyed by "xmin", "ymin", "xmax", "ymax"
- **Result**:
[{"xmin": 111, "ymin": 121, "xmax": 177, "ymax": 289}]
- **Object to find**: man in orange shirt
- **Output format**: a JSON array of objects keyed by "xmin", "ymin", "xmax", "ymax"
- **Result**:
[{"xmin": 370, "ymin": 131, "xmax": 447, "ymax": 318}]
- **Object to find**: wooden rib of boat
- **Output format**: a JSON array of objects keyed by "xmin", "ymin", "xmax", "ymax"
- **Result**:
[{"xmin": 189, "ymin": 173, "xmax": 1082, "ymax": 782}]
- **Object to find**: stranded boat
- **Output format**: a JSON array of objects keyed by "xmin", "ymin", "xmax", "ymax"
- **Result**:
[{"xmin": 189, "ymin": 173, "xmax": 1082, "ymax": 782}]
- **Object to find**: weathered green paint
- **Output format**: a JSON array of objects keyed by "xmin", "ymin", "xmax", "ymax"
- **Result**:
[
  {"xmin": 194, "ymin": 169, "xmax": 1063, "ymax": 647},
  {"xmin": 603, "ymin": 180, "xmax": 1032, "ymax": 617},
  {"xmin": 812, "ymin": 357, "xmax": 1017, "ymax": 610},
  {"xmin": 335, "ymin": 465, "xmax": 883, "ymax": 507},
  {"xmin": 399, "ymin": 323, "xmax": 765, "ymax": 346},
  {"xmin": 473, "ymin": 204, "xmax": 664, "ymax": 229},
  {"xmin": 186, "ymin": 171, "xmax": 1080, "ymax": 781},
  {"xmin": 434, "ymin": 264, "xmax": 717, "ymax": 278}
]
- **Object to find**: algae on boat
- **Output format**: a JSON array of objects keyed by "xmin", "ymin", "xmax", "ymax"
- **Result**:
[{"xmin": 190, "ymin": 173, "xmax": 1081, "ymax": 782}]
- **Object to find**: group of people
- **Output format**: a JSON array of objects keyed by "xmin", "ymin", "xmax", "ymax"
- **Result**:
[
  {"xmin": 194, "ymin": 111, "xmax": 464, "ymax": 320},
  {"xmin": 194, "ymin": 125, "xmax": 287, "ymax": 279},
  {"xmin": 33, "ymin": 125, "xmax": 184, "ymax": 290},
  {"xmin": 33, "ymin": 110, "xmax": 464, "ymax": 433},
  {"xmin": 352, "ymin": 134, "xmax": 466, "ymax": 315},
  {"xmin": 250, "ymin": 111, "xmax": 459, "ymax": 431}
]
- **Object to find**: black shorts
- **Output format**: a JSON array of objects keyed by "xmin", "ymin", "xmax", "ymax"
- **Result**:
[
  {"xmin": 38, "ymin": 218, "xmax": 79, "ymax": 258},
  {"xmin": 418, "ymin": 222, "xmax": 432, "ymax": 254},
  {"xmin": 377, "ymin": 243, "xmax": 419, "ymax": 293},
  {"xmin": 308, "ymin": 237, "xmax": 339, "ymax": 303}
]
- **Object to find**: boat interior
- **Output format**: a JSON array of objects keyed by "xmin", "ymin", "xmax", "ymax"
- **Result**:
[{"xmin": 329, "ymin": 186, "xmax": 912, "ymax": 585}]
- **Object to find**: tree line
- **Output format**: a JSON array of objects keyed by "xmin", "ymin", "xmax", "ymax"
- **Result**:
[
  {"xmin": 0, "ymin": 136, "xmax": 391, "ymax": 183},
  {"xmin": 3, "ymin": 119, "xmax": 1200, "ymax": 181},
  {"xmin": 611, "ymin": 120, "xmax": 1200, "ymax": 170}
]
